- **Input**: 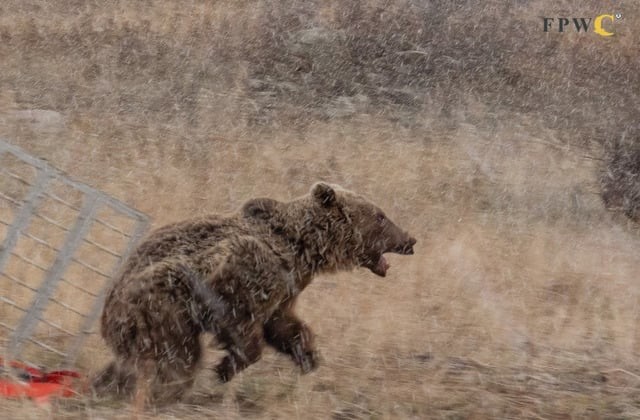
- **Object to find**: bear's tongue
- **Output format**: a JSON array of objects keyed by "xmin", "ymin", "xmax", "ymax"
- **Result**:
[{"xmin": 373, "ymin": 255, "xmax": 390, "ymax": 277}]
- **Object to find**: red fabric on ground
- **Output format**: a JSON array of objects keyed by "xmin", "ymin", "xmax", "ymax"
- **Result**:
[{"xmin": 0, "ymin": 358, "xmax": 81, "ymax": 403}]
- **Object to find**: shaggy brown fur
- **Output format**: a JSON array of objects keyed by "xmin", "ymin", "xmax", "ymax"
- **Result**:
[{"xmin": 93, "ymin": 183, "xmax": 417, "ymax": 403}]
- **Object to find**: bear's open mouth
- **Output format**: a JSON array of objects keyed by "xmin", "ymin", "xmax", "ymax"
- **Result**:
[{"xmin": 370, "ymin": 255, "xmax": 390, "ymax": 277}]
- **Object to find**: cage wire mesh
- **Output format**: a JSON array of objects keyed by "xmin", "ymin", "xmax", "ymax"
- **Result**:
[{"xmin": 0, "ymin": 139, "xmax": 149, "ymax": 368}]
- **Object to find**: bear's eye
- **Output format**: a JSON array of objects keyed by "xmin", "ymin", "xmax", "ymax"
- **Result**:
[{"xmin": 376, "ymin": 213, "xmax": 386, "ymax": 224}]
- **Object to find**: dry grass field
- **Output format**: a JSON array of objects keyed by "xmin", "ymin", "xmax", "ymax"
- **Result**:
[{"xmin": 1, "ymin": 1, "xmax": 640, "ymax": 418}]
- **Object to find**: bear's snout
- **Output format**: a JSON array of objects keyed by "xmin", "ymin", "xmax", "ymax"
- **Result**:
[
  {"xmin": 403, "ymin": 236, "xmax": 417, "ymax": 255},
  {"xmin": 392, "ymin": 236, "xmax": 416, "ymax": 255}
]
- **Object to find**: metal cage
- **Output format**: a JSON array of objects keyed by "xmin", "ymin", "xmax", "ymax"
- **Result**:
[{"xmin": 0, "ymin": 140, "xmax": 149, "ymax": 368}]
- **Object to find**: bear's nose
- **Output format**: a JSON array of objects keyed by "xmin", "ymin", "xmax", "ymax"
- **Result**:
[{"xmin": 397, "ymin": 236, "xmax": 416, "ymax": 255}]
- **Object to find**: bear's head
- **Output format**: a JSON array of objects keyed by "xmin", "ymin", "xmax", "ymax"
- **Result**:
[{"xmin": 311, "ymin": 182, "xmax": 417, "ymax": 277}]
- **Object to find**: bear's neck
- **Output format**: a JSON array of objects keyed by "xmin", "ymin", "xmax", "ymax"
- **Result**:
[{"xmin": 275, "ymin": 207, "xmax": 358, "ymax": 288}]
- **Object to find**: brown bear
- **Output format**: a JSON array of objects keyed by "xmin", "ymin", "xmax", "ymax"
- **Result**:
[{"xmin": 93, "ymin": 182, "xmax": 416, "ymax": 402}]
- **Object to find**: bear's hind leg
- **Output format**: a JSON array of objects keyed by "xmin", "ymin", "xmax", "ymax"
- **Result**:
[
  {"xmin": 147, "ymin": 334, "xmax": 202, "ymax": 404},
  {"xmin": 91, "ymin": 359, "xmax": 137, "ymax": 398}
]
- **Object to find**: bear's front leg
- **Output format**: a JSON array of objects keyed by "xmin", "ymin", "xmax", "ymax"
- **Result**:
[
  {"xmin": 215, "ymin": 323, "xmax": 265, "ymax": 383},
  {"xmin": 264, "ymin": 308, "xmax": 318, "ymax": 373}
]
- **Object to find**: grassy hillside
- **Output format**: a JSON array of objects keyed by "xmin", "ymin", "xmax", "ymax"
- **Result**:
[{"xmin": 1, "ymin": 1, "xmax": 639, "ymax": 418}]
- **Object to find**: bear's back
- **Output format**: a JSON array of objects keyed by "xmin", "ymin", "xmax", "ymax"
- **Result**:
[{"xmin": 119, "ymin": 215, "xmax": 250, "ymax": 279}]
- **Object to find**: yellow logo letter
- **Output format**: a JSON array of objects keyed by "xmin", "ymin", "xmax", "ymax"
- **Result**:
[{"xmin": 594, "ymin": 14, "xmax": 614, "ymax": 36}]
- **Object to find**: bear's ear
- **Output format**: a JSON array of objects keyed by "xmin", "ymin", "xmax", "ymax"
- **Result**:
[
  {"xmin": 242, "ymin": 198, "xmax": 279, "ymax": 220},
  {"xmin": 311, "ymin": 182, "xmax": 337, "ymax": 207}
]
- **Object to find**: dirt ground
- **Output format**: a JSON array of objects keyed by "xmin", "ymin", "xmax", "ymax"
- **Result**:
[{"xmin": 1, "ymin": 1, "xmax": 640, "ymax": 418}]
